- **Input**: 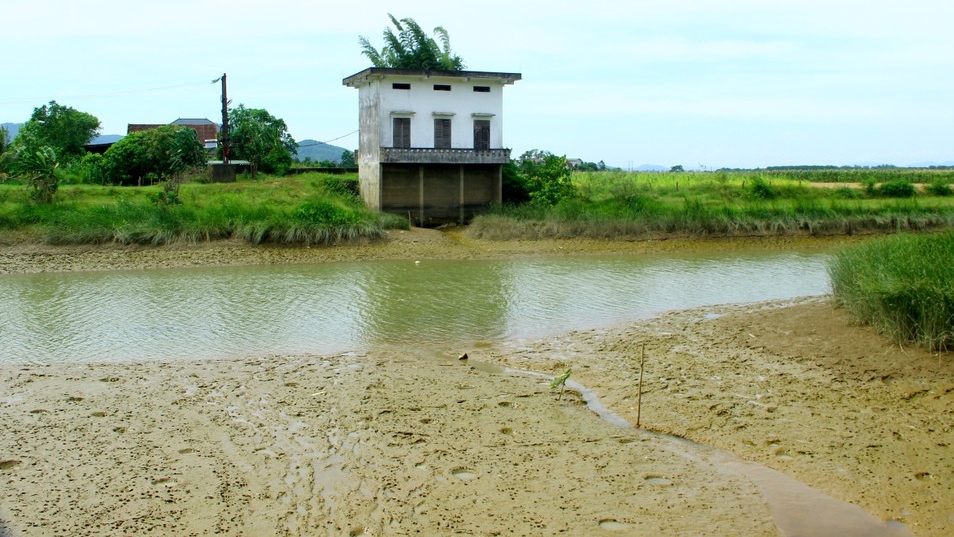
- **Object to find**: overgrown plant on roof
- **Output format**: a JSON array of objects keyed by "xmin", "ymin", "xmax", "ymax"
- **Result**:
[{"xmin": 359, "ymin": 14, "xmax": 465, "ymax": 71}]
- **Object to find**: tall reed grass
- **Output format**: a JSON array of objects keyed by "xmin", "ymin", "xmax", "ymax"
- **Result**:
[{"xmin": 828, "ymin": 231, "xmax": 954, "ymax": 351}]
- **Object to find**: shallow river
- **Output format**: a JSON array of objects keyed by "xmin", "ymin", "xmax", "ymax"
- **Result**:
[{"xmin": 0, "ymin": 249, "xmax": 830, "ymax": 364}]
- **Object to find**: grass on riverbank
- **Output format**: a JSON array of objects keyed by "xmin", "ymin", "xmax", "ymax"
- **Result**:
[
  {"xmin": 0, "ymin": 173, "xmax": 408, "ymax": 246},
  {"xmin": 828, "ymin": 231, "xmax": 954, "ymax": 351},
  {"xmin": 2, "ymin": 168, "xmax": 954, "ymax": 246},
  {"xmin": 469, "ymin": 170, "xmax": 954, "ymax": 240}
]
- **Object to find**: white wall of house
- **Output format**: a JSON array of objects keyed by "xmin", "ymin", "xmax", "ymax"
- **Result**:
[{"xmin": 373, "ymin": 76, "xmax": 505, "ymax": 149}]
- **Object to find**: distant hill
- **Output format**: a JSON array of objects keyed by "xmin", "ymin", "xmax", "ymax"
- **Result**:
[
  {"xmin": 294, "ymin": 139, "xmax": 352, "ymax": 163},
  {"xmin": 90, "ymin": 134, "xmax": 123, "ymax": 144},
  {"xmin": 1, "ymin": 122, "xmax": 21, "ymax": 143}
]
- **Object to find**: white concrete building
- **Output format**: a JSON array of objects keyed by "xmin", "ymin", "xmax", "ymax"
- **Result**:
[{"xmin": 343, "ymin": 68, "xmax": 521, "ymax": 225}]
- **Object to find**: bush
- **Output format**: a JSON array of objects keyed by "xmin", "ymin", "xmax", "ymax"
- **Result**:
[
  {"xmin": 747, "ymin": 176, "xmax": 776, "ymax": 200},
  {"xmin": 878, "ymin": 179, "xmax": 916, "ymax": 198},
  {"xmin": 927, "ymin": 180, "xmax": 952, "ymax": 197}
]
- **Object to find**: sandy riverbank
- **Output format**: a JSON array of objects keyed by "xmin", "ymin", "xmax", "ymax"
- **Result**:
[{"xmin": 0, "ymin": 229, "xmax": 950, "ymax": 536}]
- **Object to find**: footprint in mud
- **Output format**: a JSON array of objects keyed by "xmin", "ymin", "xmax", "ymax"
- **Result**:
[
  {"xmin": 66, "ymin": 396, "xmax": 84, "ymax": 403},
  {"xmin": 500, "ymin": 427, "xmax": 513, "ymax": 435},
  {"xmin": 771, "ymin": 445, "xmax": 794, "ymax": 461},
  {"xmin": 91, "ymin": 411, "xmax": 106, "ymax": 417},
  {"xmin": 914, "ymin": 472, "xmax": 934, "ymax": 481},
  {"xmin": 598, "ymin": 519, "xmax": 632, "ymax": 531},
  {"xmin": 0, "ymin": 460, "xmax": 22, "ymax": 470},
  {"xmin": 451, "ymin": 467, "xmax": 478, "ymax": 480},
  {"xmin": 643, "ymin": 475, "xmax": 672, "ymax": 486}
]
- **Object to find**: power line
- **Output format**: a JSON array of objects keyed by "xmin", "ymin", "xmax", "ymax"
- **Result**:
[{"xmin": 297, "ymin": 130, "xmax": 358, "ymax": 147}]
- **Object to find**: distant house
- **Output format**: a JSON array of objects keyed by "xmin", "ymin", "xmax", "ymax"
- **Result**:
[
  {"xmin": 128, "ymin": 118, "xmax": 219, "ymax": 150},
  {"xmin": 343, "ymin": 68, "xmax": 521, "ymax": 226}
]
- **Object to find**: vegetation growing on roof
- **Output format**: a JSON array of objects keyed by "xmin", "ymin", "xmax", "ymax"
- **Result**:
[{"xmin": 359, "ymin": 14, "xmax": 465, "ymax": 71}]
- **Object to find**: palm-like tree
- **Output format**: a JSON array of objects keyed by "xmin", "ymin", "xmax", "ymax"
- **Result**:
[{"xmin": 359, "ymin": 14, "xmax": 465, "ymax": 71}]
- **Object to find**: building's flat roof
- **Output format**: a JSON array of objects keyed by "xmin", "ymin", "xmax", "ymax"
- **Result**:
[{"xmin": 343, "ymin": 68, "xmax": 521, "ymax": 88}]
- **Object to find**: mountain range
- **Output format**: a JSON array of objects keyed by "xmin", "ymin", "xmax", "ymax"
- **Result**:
[{"xmin": 293, "ymin": 139, "xmax": 352, "ymax": 163}]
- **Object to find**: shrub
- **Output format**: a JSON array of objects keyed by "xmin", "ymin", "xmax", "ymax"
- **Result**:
[
  {"xmin": 747, "ymin": 176, "xmax": 776, "ymax": 200},
  {"xmin": 878, "ymin": 179, "xmax": 916, "ymax": 198},
  {"xmin": 927, "ymin": 180, "xmax": 952, "ymax": 197}
]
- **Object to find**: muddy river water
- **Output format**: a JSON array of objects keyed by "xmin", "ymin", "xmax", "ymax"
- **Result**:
[{"xmin": 1, "ymin": 249, "xmax": 830, "ymax": 364}]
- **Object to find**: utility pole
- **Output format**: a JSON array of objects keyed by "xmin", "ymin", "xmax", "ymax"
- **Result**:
[{"xmin": 212, "ymin": 73, "xmax": 230, "ymax": 163}]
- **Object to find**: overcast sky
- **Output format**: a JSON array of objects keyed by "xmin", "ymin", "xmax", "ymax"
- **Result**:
[{"xmin": 3, "ymin": 0, "xmax": 952, "ymax": 169}]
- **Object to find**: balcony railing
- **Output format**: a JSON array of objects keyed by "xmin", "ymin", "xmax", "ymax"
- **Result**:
[{"xmin": 380, "ymin": 147, "xmax": 511, "ymax": 165}]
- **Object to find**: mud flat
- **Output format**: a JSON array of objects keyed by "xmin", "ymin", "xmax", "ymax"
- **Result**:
[{"xmin": 0, "ymin": 229, "xmax": 950, "ymax": 535}]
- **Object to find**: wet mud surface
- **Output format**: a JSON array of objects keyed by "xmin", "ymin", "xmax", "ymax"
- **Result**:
[{"xmin": 0, "ymin": 229, "xmax": 950, "ymax": 535}]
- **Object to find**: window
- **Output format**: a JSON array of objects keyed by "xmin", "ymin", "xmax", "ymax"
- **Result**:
[
  {"xmin": 392, "ymin": 83, "xmax": 411, "ymax": 90},
  {"xmin": 473, "ymin": 120, "xmax": 490, "ymax": 150},
  {"xmin": 473, "ymin": 86, "xmax": 491, "ymax": 93},
  {"xmin": 433, "ymin": 84, "xmax": 452, "ymax": 91},
  {"xmin": 393, "ymin": 117, "xmax": 411, "ymax": 148},
  {"xmin": 434, "ymin": 118, "xmax": 452, "ymax": 149}
]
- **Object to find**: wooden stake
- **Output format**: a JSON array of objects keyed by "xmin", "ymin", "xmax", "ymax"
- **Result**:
[{"xmin": 636, "ymin": 343, "xmax": 645, "ymax": 428}]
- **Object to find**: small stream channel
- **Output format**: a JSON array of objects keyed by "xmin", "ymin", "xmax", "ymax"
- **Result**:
[{"xmin": 469, "ymin": 361, "xmax": 911, "ymax": 537}]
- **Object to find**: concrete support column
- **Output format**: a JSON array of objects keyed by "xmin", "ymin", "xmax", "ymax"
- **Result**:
[
  {"xmin": 459, "ymin": 165, "xmax": 465, "ymax": 224},
  {"xmin": 418, "ymin": 165, "xmax": 425, "ymax": 226}
]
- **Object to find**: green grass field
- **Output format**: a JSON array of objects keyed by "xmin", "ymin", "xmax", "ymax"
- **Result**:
[{"xmin": 2, "ymin": 168, "xmax": 953, "ymax": 245}]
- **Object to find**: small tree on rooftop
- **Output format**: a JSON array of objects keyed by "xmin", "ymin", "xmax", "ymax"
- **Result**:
[{"xmin": 359, "ymin": 14, "xmax": 465, "ymax": 71}]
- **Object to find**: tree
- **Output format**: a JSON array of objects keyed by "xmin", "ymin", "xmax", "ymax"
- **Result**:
[
  {"xmin": 670, "ymin": 165, "xmax": 685, "ymax": 173},
  {"xmin": 359, "ymin": 14, "xmax": 465, "ymax": 71},
  {"xmin": 0, "ymin": 125, "xmax": 9, "ymax": 155},
  {"xmin": 12, "ymin": 101, "xmax": 100, "ymax": 162},
  {"xmin": 228, "ymin": 105, "xmax": 296, "ymax": 175},
  {"xmin": 517, "ymin": 150, "xmax": 577, "ymax": 206},
  {"xmin": 340, "ymin": 149, "xmax": 356, "ymax": 168},
  {"xmin": 100, "ymin": 125, "xmax": 205, "ymax": 186}
]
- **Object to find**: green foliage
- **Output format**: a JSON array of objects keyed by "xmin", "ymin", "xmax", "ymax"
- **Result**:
[
  {"xmin": 517, "ymin": 150, "xmax": 577, "ymax": 207},
  {"xmin": 100, "ymin": 126, "xmax": 206, "ymax": 186},
  {"xmin": 878, "ymin": 179, "xmax": 916, "ymax": 198},
  {"xmin": 0, "ymin": 173, "xmax": 387, "ymax": 246},
  {"xmin": 828, "ymin": 231, "xmax": 954, "ymax": 351},
  {"xmin": 359, "ymin": 14, "xmax": 465, "ymax": 70},
  {"xmin": 228, "ymin": 105, "xmax": 296, "ymax": 175},
  {"xmin": 294, "ymin": 200, "xmax": 360, "ymax": 226},
  {"xmin": 468, "ymin": 169, "xmax": 954, "ymax": 240},
  {"xmin": 319, "ymin": 175, "xmax": 360, "ymax": 197},
  {"xmin": 0, "ymin": 125, "xmax": 9, "ymax": 155},
  {"xmin": 669, "ymin": 165, "xmax": 685, "ymax": 173},
  {"xmin": 927, "ymin": 180, "xmax": 952, "ymax": 197},
  {"xmin": 501, "ymin": 161, "xmax": 530, "ymax": 204},
  {"xmin": 747, "ymin": 176, "xmax": 776, "ymax": 200},
  {"xmin": 340, "ymin": 149, "xmax": 356, "ymax": 168},
  {"xmin": 9, "ymin": 145, "xmax": 60, "ymax": 204},
  {"xmin": 12, "ymin": 101, "xmax": 100, "ymax": 163}
]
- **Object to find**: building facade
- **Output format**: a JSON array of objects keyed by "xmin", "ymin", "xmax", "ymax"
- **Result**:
[{"xmin": 343, "ymin": 68, "xmax": 521, "ymax": 225}]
